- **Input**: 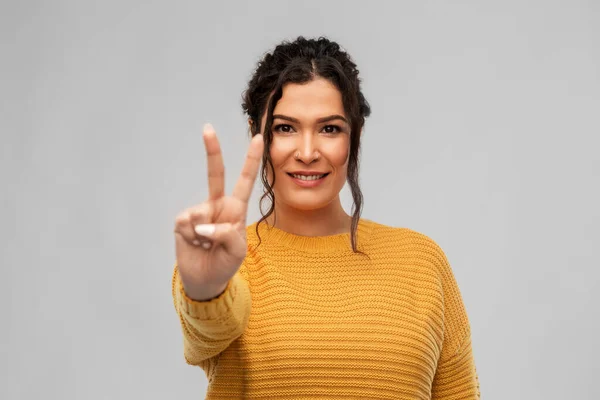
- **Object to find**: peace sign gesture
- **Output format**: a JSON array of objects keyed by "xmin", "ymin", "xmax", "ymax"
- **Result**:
[{"xmin": 174, "ymin": 123, "xmax": 264, "ymax": 301}]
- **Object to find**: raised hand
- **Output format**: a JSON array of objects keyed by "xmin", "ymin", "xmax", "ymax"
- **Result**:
[{"xmin": 174, "ymin": 123, "xmax": 264, "ymax": 301}]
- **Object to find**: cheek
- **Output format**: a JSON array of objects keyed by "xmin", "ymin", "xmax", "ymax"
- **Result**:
[
  {"xmin": 268, "ymin": 139, "xmax": 293, "ymax": 169},
  {"xmin": 266, "ymin": 140, "xmax": 290, "ymax": 183},
  {"xmin": 324, "ymin": 138, "xmax": 350, "ymax": 170}
]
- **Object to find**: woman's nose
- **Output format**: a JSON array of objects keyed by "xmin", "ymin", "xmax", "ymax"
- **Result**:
[{"xmin": 295, "ymin": 133, "xmax": 320, "ymax": 163}]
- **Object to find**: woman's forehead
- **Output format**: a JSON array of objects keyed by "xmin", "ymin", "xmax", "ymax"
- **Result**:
[{"xmin": 273, "ymin": 78, "xmax": 345, "ymax": 119}]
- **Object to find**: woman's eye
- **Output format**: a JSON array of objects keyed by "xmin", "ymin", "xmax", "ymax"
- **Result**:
[
  {"xmin": 274, "ymin": 124, "xmax": 293, "ymax": 133},
  {"xmin": 322, "ymin": 125, "xmax": 340, "ymax": 134}
]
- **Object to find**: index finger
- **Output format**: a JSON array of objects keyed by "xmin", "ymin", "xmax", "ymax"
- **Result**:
[
  {"xmin": 203, "ymin": 124, "xmax": 225, "ymax": 200},
  {"xmin": 231, "ymin": 134, "xmax": 264, "ymax": 205}
]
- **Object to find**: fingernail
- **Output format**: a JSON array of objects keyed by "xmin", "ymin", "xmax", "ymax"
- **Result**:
[
  {"xmin": 201, "ymin": 241, "xmax": 212, "ymax": 250},
  {"xmin": 195, "ymin": 224, "xmax": 215, "ymax": 237},
  {"xmin": 192, "ymin": 239, "xmax": 200, "ymax": 246},
  {"xmin": 203, "ymin": 123, "xmax": 214, "ymax": 132}
]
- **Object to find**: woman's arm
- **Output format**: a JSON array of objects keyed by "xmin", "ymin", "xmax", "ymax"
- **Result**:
[
  {"xmin": 431, "ymin": 328, "xmax": 480, "ymax": 399},
  {"xmin": 430, "ymin": 244, "xmax": 481, "ymax": 399},
  {"xmin": 171, "ymin": 263, "xmax": 252, "ymax": 365}
]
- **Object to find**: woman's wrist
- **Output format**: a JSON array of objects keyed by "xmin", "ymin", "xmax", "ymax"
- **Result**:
[{"xmin": 184, "ymin": 281, "xmax": 229, "ymax": 302}]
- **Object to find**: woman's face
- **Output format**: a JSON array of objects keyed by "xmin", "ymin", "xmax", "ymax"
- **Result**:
[{"xmin": 259, "ymin": 77, "xmax": 350, "ymax": 212}]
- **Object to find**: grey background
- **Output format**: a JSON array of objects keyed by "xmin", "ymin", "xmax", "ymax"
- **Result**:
[{"xmin": 2, "ymin": 1, "xmax": 598, "ymax": 399}]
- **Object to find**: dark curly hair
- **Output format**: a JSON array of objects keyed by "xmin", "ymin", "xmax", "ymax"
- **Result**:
[{"xmin": 241, "ymin": 36, "xmax": 371, "ymax": 252}]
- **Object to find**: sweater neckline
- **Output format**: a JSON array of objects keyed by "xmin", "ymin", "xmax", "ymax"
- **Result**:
[{"xmin": 251, "ymin": 218, "xmax": 375, "ymax": 253}]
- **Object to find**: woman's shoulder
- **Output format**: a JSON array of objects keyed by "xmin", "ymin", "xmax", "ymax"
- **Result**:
[
  {"xmin": 363, "ymin": 218, "xmax": 442, "ymax": 245},
  {"xmin": 362, "ymin": 218, "xmax": 450, "ymax": 266}
]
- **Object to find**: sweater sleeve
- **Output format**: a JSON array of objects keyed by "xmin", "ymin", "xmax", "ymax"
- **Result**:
[
  {"xmin": 171, "ymin": 263, "xmax": 252, "ymax": 365},
  {"xmin": 430, "ymin": 245, "xmax": 481, "ymax": 399}
]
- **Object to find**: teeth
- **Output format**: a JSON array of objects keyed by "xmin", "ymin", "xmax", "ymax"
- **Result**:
[{"xmin": 292, "ymin": 174, "xmax": 326, "ymax": 181}]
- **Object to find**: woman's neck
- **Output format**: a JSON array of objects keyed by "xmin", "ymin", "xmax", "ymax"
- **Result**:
[{"xmin": 266, "ymin": 197, "xmax": 352, "ymax": 237}]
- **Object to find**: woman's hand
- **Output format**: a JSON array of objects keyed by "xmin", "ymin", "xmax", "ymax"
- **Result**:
[{"xmin": 174, "ymin": 124, "xmax": 264, "ymax": 301}]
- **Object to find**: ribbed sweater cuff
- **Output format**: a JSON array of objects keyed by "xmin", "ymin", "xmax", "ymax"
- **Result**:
[{"xmin": 177, "ymin": 273, "xmax": 242, "ymax": 321}]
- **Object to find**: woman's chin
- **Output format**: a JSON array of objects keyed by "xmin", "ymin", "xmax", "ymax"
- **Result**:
[{"xmin": 281, "ymin": 197, "xmax": 335, "ymax": 212}]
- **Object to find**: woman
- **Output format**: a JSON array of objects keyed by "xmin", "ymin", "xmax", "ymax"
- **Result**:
[{"xmin": 172, "ymin": 37, "xmax": 480, "ymax": 399}]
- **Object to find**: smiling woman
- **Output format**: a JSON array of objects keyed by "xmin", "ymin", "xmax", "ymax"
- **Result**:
[
  {"xmin": 263, "ymin": 77, "xmax": 352, "ymax": 226},
  {"xmin": 242, "ymin": 41, "xmax": 372, "ymax": 247},
  {"xmin": 171, "ymin": 36, "xmax": 480, "ymax": 399}
]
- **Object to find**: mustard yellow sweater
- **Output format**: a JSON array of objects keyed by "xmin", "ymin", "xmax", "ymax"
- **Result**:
[{"xmin": 172, "ymin": 219, "xmax": 480, "ymax": 399}]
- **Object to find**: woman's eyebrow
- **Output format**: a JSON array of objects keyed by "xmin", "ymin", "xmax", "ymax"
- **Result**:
[{"xmin": 272, "ymin": 114, "xmax": 348, "ymax": 124}]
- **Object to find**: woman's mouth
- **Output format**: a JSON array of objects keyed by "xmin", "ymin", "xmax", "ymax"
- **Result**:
[
  {"xmin": 289, "ymin": 173, "xmax": 328, "ymax": 181},
  {"xmin": 286, "ymin": 172, "xmax": 330, "ymax": 187}
]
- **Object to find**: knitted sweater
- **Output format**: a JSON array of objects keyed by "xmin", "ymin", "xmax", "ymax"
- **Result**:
[{"xmin": 171, "ymin": 219, "xmax": 480, "ymax": 399}]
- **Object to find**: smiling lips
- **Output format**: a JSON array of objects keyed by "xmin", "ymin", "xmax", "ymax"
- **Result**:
[{"xmin": 287, "ymin": 171, "xmax": 330, "ymax": 187}]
